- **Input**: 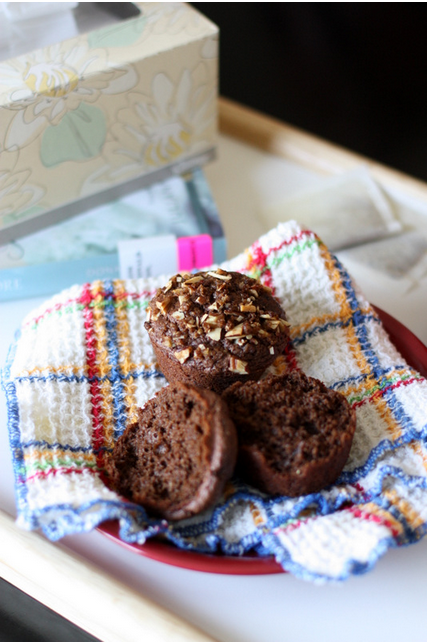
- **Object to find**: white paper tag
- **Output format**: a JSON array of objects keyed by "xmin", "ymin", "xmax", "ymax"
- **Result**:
[{"xmin": 118, "ymin": 235, "xmax": 177, "ymax": 279}]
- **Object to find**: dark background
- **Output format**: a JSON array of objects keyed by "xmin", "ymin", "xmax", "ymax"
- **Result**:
[{"xmin": 192, "ymin": 2, "xmax": 427, "ymax": 181}]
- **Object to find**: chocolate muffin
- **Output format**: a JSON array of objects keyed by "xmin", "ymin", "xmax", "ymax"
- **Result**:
[
  {"xmin": 144, "ymin": 269, "xmax": 289, "ymax": 394},
  {"xmin": 106, "ymin": 382, "xmax": 238, "ymax": 520},
  {"xmin": 223, "ymin": 372, "xmax": 356, "ymax": 497}
]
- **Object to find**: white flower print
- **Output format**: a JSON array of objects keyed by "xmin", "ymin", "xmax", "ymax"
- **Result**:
[
  {"xmin": 118, "ymin": 64, "xmax": 215, "ymax": 167},
  {"xmin": 0, "ymin": 168, "xmax": 45, "ymax": 225},
  {"xmin": 0, "ymin": 41, "xmax": 138, "ymax": 150},
  {"xmin": 80, "ymin": 61, "xmax": 216, "ymax": 196},
  {"xmin": 142, "ymin": 2, "xmax": 208, "ymax": 37}
]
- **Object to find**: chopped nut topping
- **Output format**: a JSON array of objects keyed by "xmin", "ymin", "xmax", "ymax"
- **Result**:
[
  {"xmin": 225, "ymin": 323, "xmax": 244, "ymax": 338},
  {"xmin": 197, "ymin": 343, "xmax": 210, "ymax": 357},
  {"xmin": 204, "ymin": 315, "xmax": 220, "ymax": 326},
  {"xmin": 184, "ymin": 275, "xmax": 204, "ymax": 284},
  {"xmin": 257, "ymin": 329, "xmax": 270, "ymax": 337},
  {"xmin": 156, "ymin": 298, "xmax": 173, "ymax": 315},
  {"xmin": 206, "ymin": 271, "xmax": 232, "ymax": 281},
  {"xmin": 228, "ymin": 357, "xmax": 248, "ymax": 373},
  {"xmin": 206, "ymin": 327, "xmax": 222, "ymax": 341},
  {"xmin": 147, "ymin": 271, "xmax": 289, "ymax": 367},
  {"xmin": 174, "ymin": 348, "xmax": 192, "ymax": 363},
  {"xmin": 164, "ymin": 280, "xmax": 173, "ymax": 292}
]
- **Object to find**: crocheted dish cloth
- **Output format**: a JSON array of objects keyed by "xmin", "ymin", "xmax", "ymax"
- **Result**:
[{"xmin": 2, "ymin": 221, "xmax": 426, "ymax": 582}]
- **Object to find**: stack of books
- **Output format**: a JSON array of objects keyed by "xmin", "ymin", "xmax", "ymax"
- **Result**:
[{"xmin": 0, "ymin": 169, "xmax": 226, "ymax": 301}]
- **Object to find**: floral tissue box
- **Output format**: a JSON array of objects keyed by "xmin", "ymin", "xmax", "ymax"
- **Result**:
[{"xmin": 0, "ymin": 2, "xmax": 218, "ymax": 244}]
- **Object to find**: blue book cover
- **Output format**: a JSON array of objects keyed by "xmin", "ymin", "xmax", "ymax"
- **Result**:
[{"xmin": 0, "ymin": 169, "xmax": 227, "ymax": 301}]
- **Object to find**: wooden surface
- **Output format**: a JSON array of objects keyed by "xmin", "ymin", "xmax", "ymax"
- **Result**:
[
  {"xmin": 218, "ymin": 96, "xmax": 427, "ymax": 202},
  {"xmin": 0, "ymin": 509, "xmax": 215, "ymax": 642}
]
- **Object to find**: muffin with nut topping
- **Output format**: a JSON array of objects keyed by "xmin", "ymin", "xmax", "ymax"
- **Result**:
[{"xmin": 144, "ymin": 269, "xmax": 290, "ymax": 393}]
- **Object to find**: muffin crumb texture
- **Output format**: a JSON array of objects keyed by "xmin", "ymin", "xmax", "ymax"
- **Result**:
[
  {"xmin": 106, "ymin": 382, "xmax": 237, "ymax": 520},
  {"xmin": 223, "ymin": 372, "xmax": 356, "ymax": 497}
]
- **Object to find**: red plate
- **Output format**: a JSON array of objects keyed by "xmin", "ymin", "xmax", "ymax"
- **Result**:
[{"xmin": 98, "ymin": 307, "xmax": 427, "ymax": 574}]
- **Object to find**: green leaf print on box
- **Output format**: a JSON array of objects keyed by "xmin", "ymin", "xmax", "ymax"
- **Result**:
[
  {"xmin": 88, "ymin": 15, "xmax": 147, "ymax": 49},
  {"xmin": 40, "ymin": 103, "xmax": 106, "ymax": 167}
]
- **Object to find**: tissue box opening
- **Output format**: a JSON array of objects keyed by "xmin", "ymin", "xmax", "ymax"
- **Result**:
[{"xmin": 0, "ymin": 3, "xmax": 142, "ymax": 61}]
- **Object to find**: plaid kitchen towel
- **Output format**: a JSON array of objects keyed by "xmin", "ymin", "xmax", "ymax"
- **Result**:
[{"xmin": 2, "ymin": 221, "xmax": 426, "ymax": 582}]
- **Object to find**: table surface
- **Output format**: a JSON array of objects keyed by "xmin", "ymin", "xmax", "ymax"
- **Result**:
[{"xmin": 0, "ymin": 122, "xmax": 426, "ymax": 642}]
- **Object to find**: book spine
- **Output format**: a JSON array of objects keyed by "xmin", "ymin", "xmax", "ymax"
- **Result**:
[
  {"xmin": 0, "ymin": 255, "xmax": 119, "ymax": 302},
  {"xmin": 0, "ymin": 237, "xmax": 227, "ymax": 302}
]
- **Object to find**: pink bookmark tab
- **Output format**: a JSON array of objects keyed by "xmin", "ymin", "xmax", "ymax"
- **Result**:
[{"xmin": 177, "ymin": 234, "xmax": 213, "ymax": 271}]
